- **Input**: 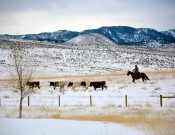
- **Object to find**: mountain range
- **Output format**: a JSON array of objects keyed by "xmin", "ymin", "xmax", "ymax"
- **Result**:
[{"xmin": 0, "ymin": 26, "xmax": 175, "ymax": 46}]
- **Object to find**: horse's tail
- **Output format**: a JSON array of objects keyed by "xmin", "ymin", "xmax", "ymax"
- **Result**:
[{"xmin": 145, "ymin": 75, "xmax": 150, "ymax": 80}]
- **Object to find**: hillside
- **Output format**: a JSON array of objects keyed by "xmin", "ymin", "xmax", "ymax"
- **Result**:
[
  {"xmin": 67, "ymin": 33, "xmax": 116, "ymax": 45},
  {"xmin": 0, "ymin": 39, "xmax": 174, "ymax": 79},
  {"xmin": 82, "ymin": 26, "xmax": 175, "ymax": 45}
]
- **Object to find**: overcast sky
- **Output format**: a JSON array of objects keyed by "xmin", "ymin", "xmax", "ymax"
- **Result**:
[{"xmin": 0, "ymin": 0, "xmax": 175, "ymax": 35}]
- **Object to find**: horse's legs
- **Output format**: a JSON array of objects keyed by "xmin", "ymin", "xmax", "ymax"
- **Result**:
[
  {"xmin": 132, "ymin": 78, "xmax": 135, "ymax": 83},
  {"xmin": 142, "ymin": 77, "xmax": 145, "ymax": 82}
]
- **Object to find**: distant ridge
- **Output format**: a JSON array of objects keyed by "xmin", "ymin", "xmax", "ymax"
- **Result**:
[{"xmin": 0, "ymin": 26, "xmax": 175, "ymax": 46}]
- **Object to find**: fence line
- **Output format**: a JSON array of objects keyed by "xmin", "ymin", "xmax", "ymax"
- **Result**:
[
  {"xmin": 160, "ymin": 95, "xmax": 175, "ymax": 107},
  {"xmin": 1, "ymin": 95, "xmax": 175, "ymax": 107},
  {"xmin": 26, "ymin": 95, "xmax": 133, "ymax": 107}
]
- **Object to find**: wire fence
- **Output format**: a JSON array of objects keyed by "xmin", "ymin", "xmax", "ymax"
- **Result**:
[{"xmin": 0, "ymin": 95, "xmax": 175, "ymax": 108}]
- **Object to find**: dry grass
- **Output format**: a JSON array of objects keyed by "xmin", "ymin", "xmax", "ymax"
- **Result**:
[
  {"xmin": 1, "ymin": 69, "xmax": 174, "ymax": 82},
  {"xmin": 59, "ymin": 109, "xmax": 175, "ymax": 135}
]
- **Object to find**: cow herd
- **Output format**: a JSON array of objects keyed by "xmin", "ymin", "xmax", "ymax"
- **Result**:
[{"xmin": 27, "ymin": 80, "xmax": 107, "ymax": 91}]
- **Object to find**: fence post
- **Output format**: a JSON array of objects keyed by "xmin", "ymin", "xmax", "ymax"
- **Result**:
[
  {"xmin": 58, "ymin": 96, "xmax": 60, "ymax": 106},
  {"xmin": 90, "ymin": 95, "xmax": 92, "ymax": 106},
  {"xmin": 160, "ymin": 95, "xmax": 162, "ymax": 107},
  {"xmin": 28, "ymin": 96, "xmax": 30, "ymax": 106},
  {"xmin": 125, "ymin": 95, "xmax": 128, "ymax": 107}
]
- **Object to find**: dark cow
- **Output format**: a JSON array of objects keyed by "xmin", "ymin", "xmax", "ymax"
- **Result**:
[
  {"xmin": 89, "ymin": 81, "xmax": 107, "ymax": 90},
  {"xmin": 80, "ymin": 81, "xmax": 86, "ymax": 87},
  {"xmin": 67, "ymin": 82, "xmax": 73, "ymax": 87},
  {"xmin": 49, "ymin": 82, "xmax": 55, "ymax": 86},
  {"xmin": 27, "ymin": 81, "xmax": 40, "ymax": 89}
]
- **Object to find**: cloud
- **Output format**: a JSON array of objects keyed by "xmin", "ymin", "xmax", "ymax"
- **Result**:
[{"xmin": 0, "ymin": 0, "xmax": 175, "ymax": 34}]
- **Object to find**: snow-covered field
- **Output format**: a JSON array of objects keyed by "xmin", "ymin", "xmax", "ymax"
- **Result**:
[
  {"xmin": 0, "ymin": 39, "xmax": 175, "ymax": 135},
  {"xmin": 0, "ymin": 118, "xmax": 144, "ymax": 135},
  {"xmin": 0, "ymin": 71, "xmax": 175, "ymax": 135},
  {"xmin": 0, "ymin": 72, "xmax": 175, "ymax": 107}
]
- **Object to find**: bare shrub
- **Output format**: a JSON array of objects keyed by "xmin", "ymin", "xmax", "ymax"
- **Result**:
[{"xmin": 8, "ymin": 43, "xmax": 35, "ymax": 118}]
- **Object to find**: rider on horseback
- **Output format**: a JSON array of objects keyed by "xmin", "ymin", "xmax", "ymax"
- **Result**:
[{"xmin": 132, "ymin": 65, "xmax": 139, "ymax": 78}]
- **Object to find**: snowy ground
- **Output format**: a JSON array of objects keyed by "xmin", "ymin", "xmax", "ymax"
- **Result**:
[
  {"xmin": 0, "ymin": 118, "xmax": 144, "ymax": 135},
  {"xmin": 0, "ymin": 71, "xmax": 175, "ymax": 135},
  {"xmin": 0, "ymin": 71, "xmax": 175, "ymax": 107},
  {"xmin": 0, "ymin": 40, "xmax": 175, "ymax": 135}
]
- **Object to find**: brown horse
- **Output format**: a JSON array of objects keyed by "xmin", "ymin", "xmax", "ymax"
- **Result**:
[{"xmin": 127, "ymin": 71, "xmax": 150, "ymax": 83}]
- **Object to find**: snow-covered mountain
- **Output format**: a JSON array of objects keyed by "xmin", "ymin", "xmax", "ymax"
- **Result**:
[
  {"xmin": 0, "ymin": 30, "xmax": 79, "ymax": 43},
  {"xmin": 0, "ymin": 26, "xmax": 175, "ymax": 46},
  {"xmin": 82, "ymin": 26, "xmax": 175, "ymax": 45},
  {"xmin": 67, "ymin": 33, "xmax": 116, "ymax": 45},
  {"xmin": 162, "ymin": 29, "xmax": 175, "ymax": 38}
]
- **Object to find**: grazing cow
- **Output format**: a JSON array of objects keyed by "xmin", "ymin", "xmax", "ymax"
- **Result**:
[
  {"xmin": 26, "ymin": 81, "xmax": 40, "ymax": 89},
  {"xmin": 54, "ymin": 81, "xmax": 67, "ymax": 90},
  {"xmin": 67, "ymin": 81, "xmax": 87, "ymax": 90},
  {"xmin": 89, "ymin": 81, "xmax": 107, "ymax": 90}
]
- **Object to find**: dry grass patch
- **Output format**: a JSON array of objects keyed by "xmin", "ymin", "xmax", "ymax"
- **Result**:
[
  {"xmin": 4, "ymin": 106, "xmax": 61, "ymax": 118},
  {"xmin": 58, "ymin": 108, "xmax": 175, "ymax": 135}
]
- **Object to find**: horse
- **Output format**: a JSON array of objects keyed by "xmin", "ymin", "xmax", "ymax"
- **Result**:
[{"xmin": 127, "ymin": 71, "xmax": 150, "ymax": 83}]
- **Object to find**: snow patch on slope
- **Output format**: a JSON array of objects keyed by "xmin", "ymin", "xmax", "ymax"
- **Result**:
[{"xmin": 67, "ymin": 33, "xmax": 116, "ymax": 45}]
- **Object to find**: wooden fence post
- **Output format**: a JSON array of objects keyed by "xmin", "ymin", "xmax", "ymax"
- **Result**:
[
  {"xmin": 58, "ymin": 96, "xmax": 60, "ymax": 106},
  {"xmin": 28, "ymin": 96, "xmax": 30, "ymax": 106},
  {"xmin": 160, "ymin": 95, "xmax": 162, "ymax": 107},
  {"xmin": 125, "ymin": 95, "xmax": 128, "ymax": 107},
  {"xmin": 90, "ymin": 95, "xmax": 92, "ymax": 106}
]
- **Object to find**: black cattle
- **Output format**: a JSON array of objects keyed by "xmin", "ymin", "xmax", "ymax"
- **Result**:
[
  {"xmin": 27, "ymin": 81, "xmax": 40, "ymax": 89},
  {"xmin": 49, "ymin": 82, "xmax": 55, "ymax": 86},
  {"xmin": 67, "ymin": 82, "xmax": 73, "ymax": 87},
  {"xmin": 89, "ymin": 81, "xmax": 107, "ymax": 90},
  {"xmin": 80, "ymin": 81, "xmax": 86, "ymax": 87}
]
